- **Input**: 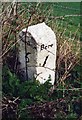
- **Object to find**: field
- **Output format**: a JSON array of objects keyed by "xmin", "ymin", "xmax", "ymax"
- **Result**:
[
  {"xmin": 1, "ymin": 2, "xmax": 82, "ymax": 120},
  {"xmin": 19, "ymin": 2, "xmax": 80, "ymax": 39}
]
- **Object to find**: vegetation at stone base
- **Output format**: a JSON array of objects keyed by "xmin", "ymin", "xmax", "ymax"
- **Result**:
[
  {"xmin": 2, "ymin": 66, "xmax": 52, "ymax": 101},
  {"xmin": 1, "ymin": 2, "xmax": 82, "ymax": 120},
  {"xmin": 2, "ymin": 66, "xmax": 82, "ymax": 119}
]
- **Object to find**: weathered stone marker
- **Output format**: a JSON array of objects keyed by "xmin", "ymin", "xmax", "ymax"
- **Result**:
[{"xmin": 18, "ymin": 22, "xmax": 56, "ymax": 84}]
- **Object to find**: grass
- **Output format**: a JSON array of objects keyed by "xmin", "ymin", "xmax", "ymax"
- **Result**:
[
  {"xmin": 20, "ymin": 2, "xmax": 80, "ymax": 39},
  {"xmin": 2, "ymin": 2, "xmax": 82, "ymax": 119}
]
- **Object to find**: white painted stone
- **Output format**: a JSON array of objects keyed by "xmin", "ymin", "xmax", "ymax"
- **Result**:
[{"xmin": 18, "ymin": 22, "xmax": 56, "ymax": 84}]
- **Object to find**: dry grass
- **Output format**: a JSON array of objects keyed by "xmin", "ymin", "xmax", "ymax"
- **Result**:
[{"xmin": 1, "ymin": 2, "xmax": 81, "ymax": 85}]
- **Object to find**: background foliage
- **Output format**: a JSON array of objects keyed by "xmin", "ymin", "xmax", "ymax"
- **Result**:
[{"xmin": 1, "ymin": 2, "xmax": 82, "ymax": 120}]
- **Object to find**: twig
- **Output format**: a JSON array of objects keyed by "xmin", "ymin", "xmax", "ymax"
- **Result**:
[{"xmin": 0, "ymin": 39, "xmax": 20, "ymax": 59}]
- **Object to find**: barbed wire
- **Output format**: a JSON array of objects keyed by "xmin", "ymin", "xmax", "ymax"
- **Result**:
[
  {"xmin": 1, "ymin": 2, "xmax": 81, "ymax": 87},
  {"xmin": 53, "ymin": 3, "xmax": 80, "ymax": 11},
  {"xmin": 44, "ymin": 14, "xmax": 81, "ymax": 21},
  {"xmin": 54, "ymin": 88, "xmax": 82, "ymax": 91},
  {"xmin": 1, "ymin": 12, "xmax": 80, "ymax": 58}
]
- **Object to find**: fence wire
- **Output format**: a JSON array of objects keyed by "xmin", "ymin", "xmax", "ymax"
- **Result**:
[{"xmin": 1, "ymin": 2, "xmax": 81, "ymax": 92}]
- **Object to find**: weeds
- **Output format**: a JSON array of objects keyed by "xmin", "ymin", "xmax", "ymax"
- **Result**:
[{"xmin": 1, "ymin": 2, "xmax": 82, "ymax": 120}]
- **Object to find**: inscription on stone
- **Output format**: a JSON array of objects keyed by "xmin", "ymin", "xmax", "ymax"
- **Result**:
[
  {"xmin": 18, "ymin": 22, "xmax": 57, "ymax": 84},
  {"xmin": 40, "ymin": 44, "xmax": 53, "ymax": 50}
]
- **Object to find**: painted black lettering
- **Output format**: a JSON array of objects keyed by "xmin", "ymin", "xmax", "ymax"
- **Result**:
[
  {"xmin": 42, "ymin": 55, "xmax": 49, "ymax": 67},
  {"xmin": 41, "ymin": 44, "xmax": 44, "ymax": 50},
  {"xmin": 45, "ymin": 46, "xmax": 47, "ymax": 49},
  {"xmin": 25, "ymin": 52, "xmax": 31, "ymax": 63},
  {"xmin": 48, "ymin": 44, "xmax": 53, "ymax": 48}
]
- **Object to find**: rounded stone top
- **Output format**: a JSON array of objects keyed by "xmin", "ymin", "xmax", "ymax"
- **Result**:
[{"xmin": 22, "ymin": 22, "xmax": 56, "ymax": 44}]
